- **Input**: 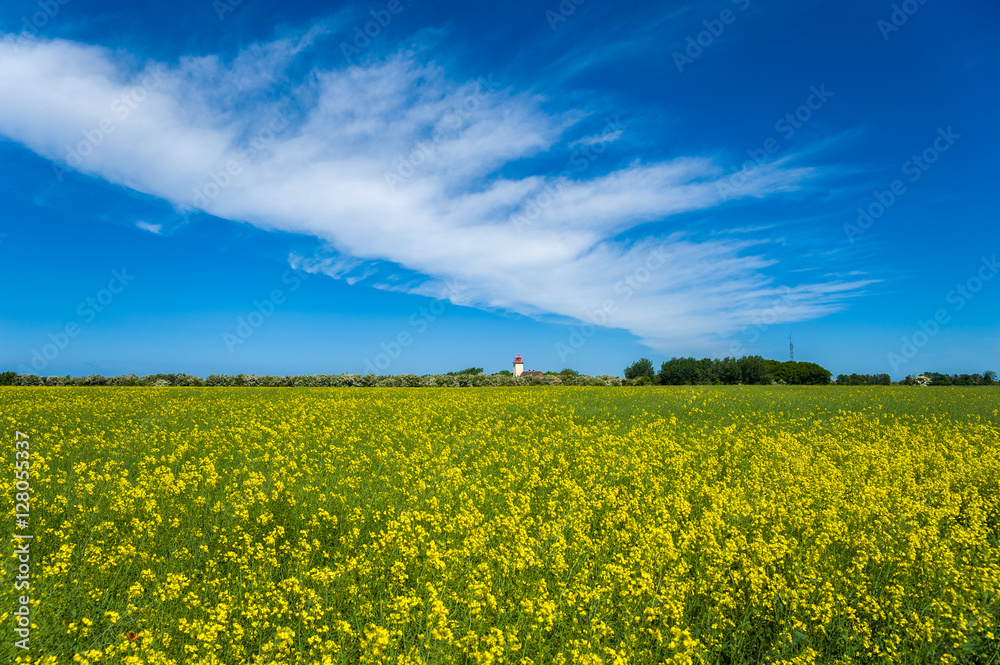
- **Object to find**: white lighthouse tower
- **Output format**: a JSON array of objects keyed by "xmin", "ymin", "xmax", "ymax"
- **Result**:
[{"xmin": 513, "ymin": 353, "xmax": 524, "ymax": 377}]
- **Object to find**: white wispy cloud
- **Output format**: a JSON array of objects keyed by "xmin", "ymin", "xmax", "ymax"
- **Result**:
[
  {"xmin": 135, "ymin": 220, "xmax": 162, "ymax": 234},
  {"xmin": 569, "ymin": 128, "xmax": 623, "ymax": 148},
  {"xmin": 0, "ymin": 32, "xmax": 872, "ymax": 351}
]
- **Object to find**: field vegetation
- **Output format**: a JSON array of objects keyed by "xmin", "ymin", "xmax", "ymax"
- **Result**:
[{"xmin": 2, "ymin": 386, "xmax": 998, "ymax": 664}]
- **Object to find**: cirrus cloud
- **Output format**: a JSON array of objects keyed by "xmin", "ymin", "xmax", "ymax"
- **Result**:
[{"xmin": 0, "ymin": 31, "xmax": 873, "ymax": 352}]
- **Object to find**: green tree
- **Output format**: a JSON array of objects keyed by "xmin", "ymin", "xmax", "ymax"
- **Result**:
[
  {"xmin": 923, "ymin": 372, "xmax": 952, "ymax": 386},
  {"xmin": 659, "ymin": 357, "xmax": 699, "ymax": 385},
  {"xmin": 764, "ymin": 359, "xmax": 789, "ymax": 383},
  {"xmin": 447, "ymin": 367, "xmax": 484, "ymax": 376},
  {"xmin": 795, "ymin": 362, "xmax": 832, "ymax": 384},
  {"xmin": 716, "ymin": 357, "xmax": 741, "ymax": 384},
  {"xmin": 737, "ymin": 355, "xmax": 771, "ymax": 385},
  {"xmin": 765, "ymin": 360, "xmax": 832, "ymax": 385},
  {"xmin": 694, "ymin": 358, "xmax": 718, "ymax": 384},
  {"xmin": 624, "ymin": 358, "xmax": 655, "ymax": 381},
  {"xmin": 836, "ymin": 373, "xmax": 890, "ymax": 386}
]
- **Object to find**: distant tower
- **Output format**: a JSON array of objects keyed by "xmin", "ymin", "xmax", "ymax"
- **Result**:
[
  {"xmin": 788, "ymin": 334, "xmax": 795, "ymax": 362},
  {"xmin": 513, "ymin": 354, "xmax": 524, "ymax": 377}
]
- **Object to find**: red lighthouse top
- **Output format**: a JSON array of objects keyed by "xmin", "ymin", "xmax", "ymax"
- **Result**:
[{"xmin": 514, "ymin": 354, "xmax": 522, "ymax": 363}]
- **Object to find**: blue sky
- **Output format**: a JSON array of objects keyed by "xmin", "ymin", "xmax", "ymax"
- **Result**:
[{"xmin": 1, "ymin": 0, "xmax": 997, "ymax": 378}]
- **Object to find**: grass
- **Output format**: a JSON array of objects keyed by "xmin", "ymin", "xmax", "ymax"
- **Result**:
[{"xmin": 1, "ymin": 386, "xmax": 999, "ymax": 664}]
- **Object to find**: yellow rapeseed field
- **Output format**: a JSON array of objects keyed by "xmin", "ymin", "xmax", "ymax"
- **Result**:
[{"xmin": 2, "ymin": 386, "xmax": 999, "ymax": 664}]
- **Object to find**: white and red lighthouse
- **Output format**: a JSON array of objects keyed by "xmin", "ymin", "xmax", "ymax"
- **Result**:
[{"xmin": 513, "ymin": 354, "xmax": 524, "ymax": 377}]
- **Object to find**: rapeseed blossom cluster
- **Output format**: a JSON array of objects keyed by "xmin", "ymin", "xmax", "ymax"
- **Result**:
[{"xmin": 1, "ymin": 386, "xmax": 998, "ymax": 663}]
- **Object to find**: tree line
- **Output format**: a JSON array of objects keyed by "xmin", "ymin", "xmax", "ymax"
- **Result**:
[
  {"xmin": 897, "ymin": 372, "xmax": 997, "ymax": 386},
  {"xmin": 624, "ymin": 356, "xmax": 832, "ymax": 385},
  {"xmin": 625, "ymin": 356, "xmax": 832, "ymax": 386},
  {"xmin": 1, "ymin": 366, "xmax": 995, "ymax": 388},
  {"xmin": 0, "ymin": 371, "xmax": 623, "ymax": 388},
  {"xmin": 624, "ymin": 358, "xmax": 998, "ymax": 386}
]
